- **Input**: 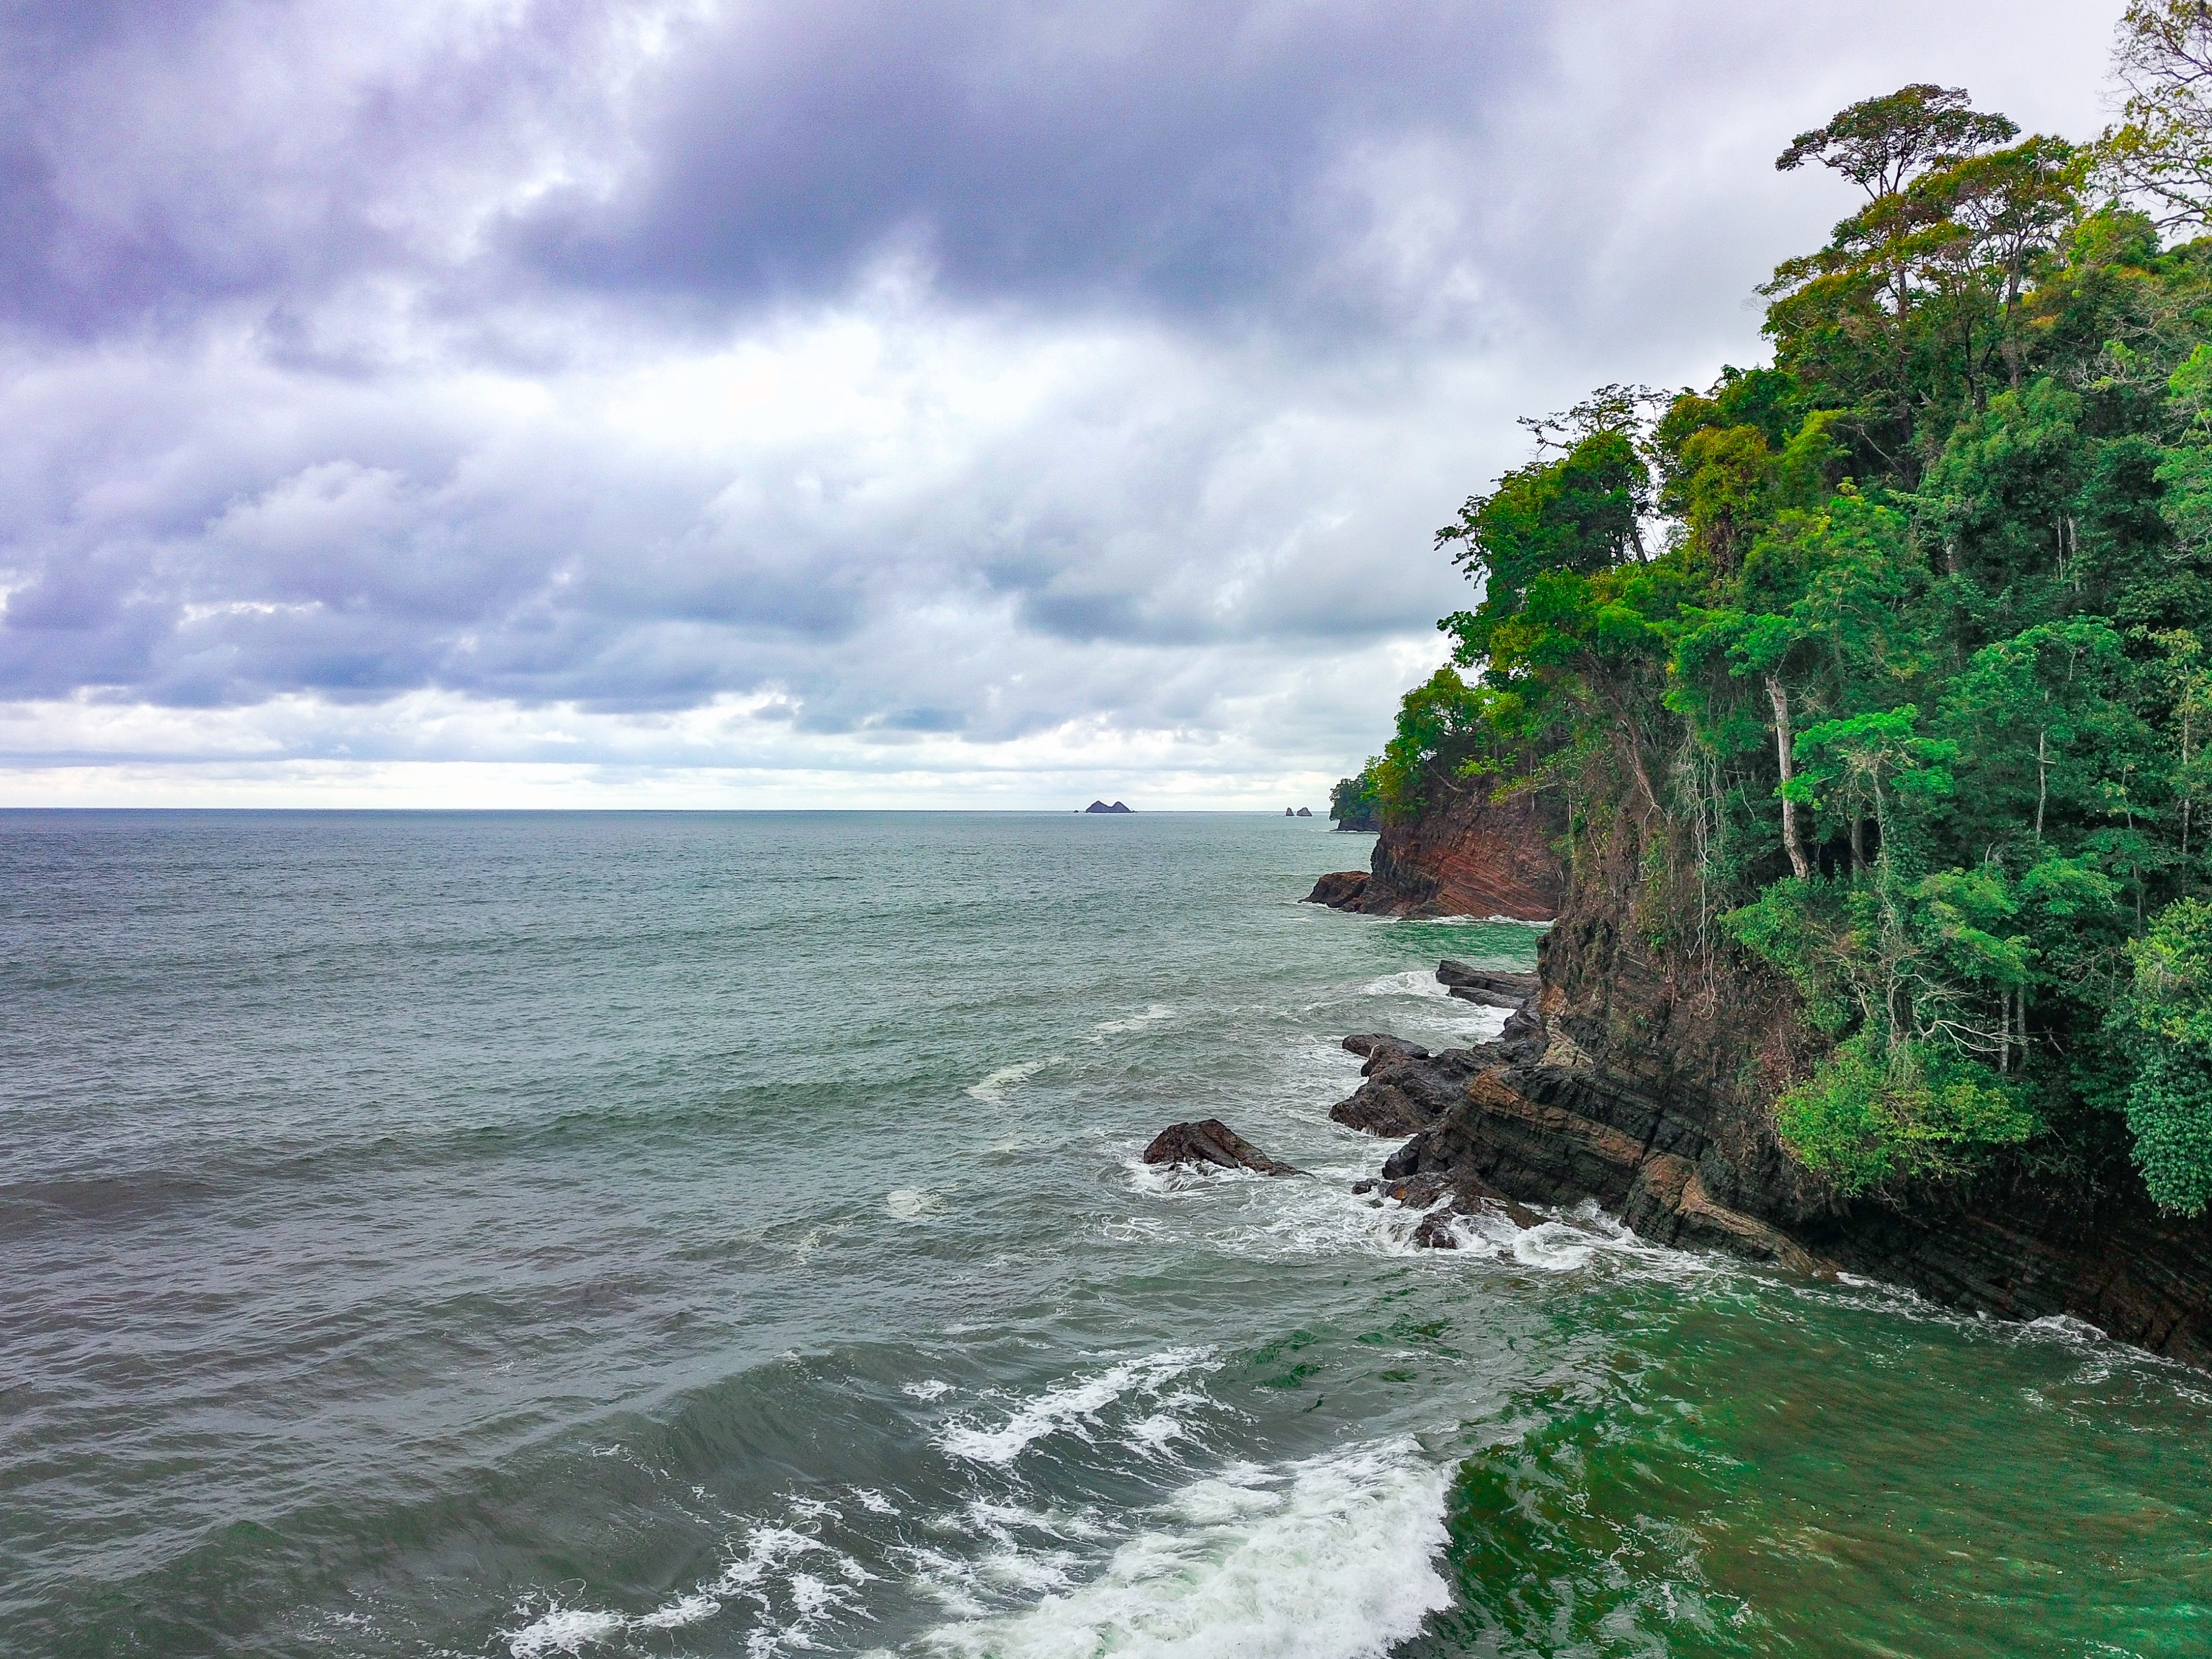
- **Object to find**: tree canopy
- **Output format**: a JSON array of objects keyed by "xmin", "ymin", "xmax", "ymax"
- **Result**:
[{"xmin": 1358, "ymin": 12, "xmax": 2212, "ymax": 1211}]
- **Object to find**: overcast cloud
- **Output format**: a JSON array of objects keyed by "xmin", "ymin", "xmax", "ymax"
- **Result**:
[{"xmin": 0, "ymin": 0, "xmax": 2122, "ymax": 806}]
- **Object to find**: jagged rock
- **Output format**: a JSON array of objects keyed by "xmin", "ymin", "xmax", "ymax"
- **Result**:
[
  {"xmin": 1495, "ymin": 1005, "xmax": 1546, "ymax": 1063},
  {"xmin": 1306, "ymin": 871, "xmax": 1370, "ymax": 907},
  {"xmin": 1343, "ymin": 1033, "xmax": 1429, "ymax": 1062},
  {"xmin": 1295, "ymin": 807, "xmax": 1313, "ymax": 817},
  {"xmin": 1142, "ymin": 1119, "xmax": 1300, "ymax": 1176},
  {"xmin": 1436, "ymin": 960, "xmax": 1541, "ymax": 1008},
  {"xmin": 1299, "ymin": 740, "xmax": 2212, "ymax": 1366},
  {"xmin": 1331, "ymin": 1039, "xmax": 1486, "ymax": 1137},
  {"xmin": 1355, "ymin": 1169, "xmax": 1537, "ymax": 1247}
]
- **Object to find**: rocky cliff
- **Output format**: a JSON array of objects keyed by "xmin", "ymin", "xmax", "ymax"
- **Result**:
[
  {"xmin": 1305, "ymin": 778, "xmax": 1564, "ymax": 921},
  {"xmin": 1321, "ymin": 803, "xmax": 2212, "ymax": 1368}
]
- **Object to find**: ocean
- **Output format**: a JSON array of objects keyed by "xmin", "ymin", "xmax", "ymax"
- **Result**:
[{"xmin": 3, "ymin": 809, "xmax": 2210, "ymax": 1658}]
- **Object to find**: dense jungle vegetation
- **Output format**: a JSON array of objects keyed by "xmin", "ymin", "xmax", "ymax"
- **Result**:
[{"xmin": 1341, "ymin": 2, "xmax": 2212, "ymax": 1213}]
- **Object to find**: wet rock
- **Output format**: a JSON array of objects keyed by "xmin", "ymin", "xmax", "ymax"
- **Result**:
[
  {"xmin": 1330, "ymin": 1039, "xmax": 1486, "ymax": 1137},
  {"xmin": 1300, "ymin": 778, "xmax": 1564, "ymax": 920},
  {"xmin": 1495, "ymin": 1005, "xmax": 1546, "ymax": 1063},
  {"xmin": 1343, "ymin": 1033, "xmax": 1431, "ymax": 1063},
  {"xmin": 1359, "ymin": 1169, "xmax": 1537, "ymax": 1247},
  {"xmin": 1142, "ymin": 1119, "xmax": 1301, "ymax": 1176},
  {"xmin": 1305, "ymin": 870, "xmax": 1370, "ymax": 907},
  {"xmin": 1435, "ymin": 960, "xmax": 1541, "ymax": 1009}
]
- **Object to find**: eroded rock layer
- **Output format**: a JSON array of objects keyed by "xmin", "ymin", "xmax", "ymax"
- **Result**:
[
  {"xmin": 1304, "ymin": 779, "xmax": 1563, "ymax": 921},
  {"xmin": 1332, "ymin": 936, "xmax": 2212, "ymax": 1366}
]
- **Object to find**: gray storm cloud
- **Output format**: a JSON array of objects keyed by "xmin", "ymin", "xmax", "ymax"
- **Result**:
[{"xmin": 0, "ymin": 0, "xmax": 2119, "ymax": 801}]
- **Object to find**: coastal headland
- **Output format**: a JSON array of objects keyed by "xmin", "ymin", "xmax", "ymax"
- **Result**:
[{"xmin": 1290, "ymin": 810, "xmax": 2212, "ymax": 1367}]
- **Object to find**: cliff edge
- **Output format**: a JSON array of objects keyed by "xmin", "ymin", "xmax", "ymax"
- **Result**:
[
  {"xmin": 1316, "ymin": 802, "xmax": 2212, "ymax": 1368},
  {"xmin": 1304, "ymin": 779, "xmax": 1563, "ymax": 921}
]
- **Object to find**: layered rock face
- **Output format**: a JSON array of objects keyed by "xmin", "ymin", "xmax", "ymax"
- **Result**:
[
  {"xmin": 1304, "ymin": 779, "xmax": 1564, "ymax": 921},
  {"xmin": 1319, "ymin": 810, "xmax": 2212, "ymax": 1368}
]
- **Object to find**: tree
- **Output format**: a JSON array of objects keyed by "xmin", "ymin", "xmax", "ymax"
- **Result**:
[
  {"xmin": 1434, "ymin": 427, "xmax": 1649, "ymax": 662},
  {"xmin": 1368, "ymin": 52, "xmax": 2212, "ymax": 1211},
  {"xmin": 2100, "ymin": 1, "xmax": 2212, "ymax": 230},
  {"xmin": 1778, "ymin": 85, "xmax": 2020, "ymax": 201},
  {"xmin": 1766, "ymin": 87, "xmax": 2039, "ymax": 468},
  {"xmin": 1330, "ymin": 768, "xmax": 1382, "ymax": 831},
  {"xmin": 2118, "ymin": 898, "xmax": 2212, "ymax": 1211}
]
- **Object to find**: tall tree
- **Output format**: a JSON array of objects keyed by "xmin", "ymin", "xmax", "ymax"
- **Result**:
[{"xmin": 2101, "ymin": 0, "xmax": 2212, "ymax": 229}]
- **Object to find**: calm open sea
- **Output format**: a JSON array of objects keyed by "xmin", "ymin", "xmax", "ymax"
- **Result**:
[{"xmin": 3, "ymin": 809, "xmax": 2210, "ymax": 1658}]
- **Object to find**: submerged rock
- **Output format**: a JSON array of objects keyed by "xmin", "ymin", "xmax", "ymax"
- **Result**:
[
  {"xmin": 1353, "ymin": 1169, "xmax": 1537, "ymax": 1246},
  {"xmin": 1142, "ymin": 1119, "xmax": 1301, "ymax": 1176}
]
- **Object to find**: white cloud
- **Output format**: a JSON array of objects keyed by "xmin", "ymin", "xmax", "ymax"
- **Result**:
[{"xmin": 0, "ymin": 0, "xmax": 2128, "ymax": 805}]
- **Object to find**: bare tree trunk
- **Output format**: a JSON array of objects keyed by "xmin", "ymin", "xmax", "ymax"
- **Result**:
[
  {"xmin": 1767, "ymin": 676, "xmax": 1812, "ymax": 881},
  {"xmin": 2035, "ymin": 730, "xmax": 2048, "ymax": 841},
  {"xmin": 2184, "ymin": 702, "xmax": 2195, "ymax": 859}
]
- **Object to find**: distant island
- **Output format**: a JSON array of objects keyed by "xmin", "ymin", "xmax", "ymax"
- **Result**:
[
  {"xmin": 1283, "ymin": 807, "xmax": 1313, "ymax": 816},
  {"xmin": 1082, "ymin": 800, "xmax": 1132, "ymax": 813}
]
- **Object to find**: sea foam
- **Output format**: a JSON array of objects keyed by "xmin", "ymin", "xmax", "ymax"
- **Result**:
[
  {"xmin": 921, "ymin": 1435, "xmax": 1452, "ymax": 1659},
  {"xmin": 937, "ymin": 1349, "xmax": 1218, "ymax": 1467},
  {"xmin": 967, "ymin": 1058, "xmax": 1062, "ymax": 1102},
  {"xmin": 499, "ymin": 1513, "xmax": 870, "ymax": 1657}
]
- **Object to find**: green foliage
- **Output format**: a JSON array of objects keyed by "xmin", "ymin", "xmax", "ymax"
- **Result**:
[
  {"xmin": 1718, "ymin": 878, "xmax": 1856, "ymax": 1033},
  {"xmin": 2117, "ymin": 898, "xmax": 2212, "ymax": 1211},
  {"xmin": 1774, "ymin": 1032, "xmax": 2035, "ymax": 1194},
  {"xmin": 1370, "ymin": 667, "xmax": 1498, "ymax": 819},
  {"xmin": 1435, "ymin": 427, "xmax": 1649, "ymax": 665},
  {"xmin": 1330, "ymin": 768, "xmax": 1382, "ymax": 831},
  {"xmin": 1350, "ymin": 63, "xmax": 2212, "ymax": 1207}
]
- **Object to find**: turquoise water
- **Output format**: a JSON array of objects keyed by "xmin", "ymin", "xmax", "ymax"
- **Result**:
[{"xmin": 3, "ymin": 809, "xmax": 2209, "ymax": 1657}]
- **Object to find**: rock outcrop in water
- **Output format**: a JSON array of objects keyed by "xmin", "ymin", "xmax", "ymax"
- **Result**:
[
  {"xmin": 1302, "ymin": 777, "xmax": 1564, "ymax": 921},
  {"xmin": 1143, "ymin": 1119, "xmax": 1300, "ymax": 1176},
  {"xmin": 1084, "ymin": 800, "xmax": 1133, "ymax": 813}
]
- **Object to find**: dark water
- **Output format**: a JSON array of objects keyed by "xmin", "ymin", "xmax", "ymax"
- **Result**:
[{"xmin": 3, "ymin": 810, "xmax": 2209, "ymax": 1658}]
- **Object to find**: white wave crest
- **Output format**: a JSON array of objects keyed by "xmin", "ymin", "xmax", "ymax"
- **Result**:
[
  {"xmin": 1424, "ymin": 914, "xmax": 1553, "ymax": 928},
  {"xmin": 501, "ymin": 1513, "xmax": 870, "ymax": 1658},
  {"xmin": 1357, "ymin": 969, "xmax": 1455, "ymax": 1001},
  {"xmin": 921, "ymin": 1435, "xmax": 1452, "ymax": 1659},
  {"xmin": 504, "ymin": 1593, "xmax": 717, "ymax": 1658},
  {"xmin": 938, "ymin": 1350, "xmax": 1217, "ymax": 1466},
  {"xmin": 967, "ymin": 1058, "xmax": 1062, "ymax": 1102},
  {"xmin": 1089, "ymin": 1003, "xmax": 1176, "ymax": 1040}
]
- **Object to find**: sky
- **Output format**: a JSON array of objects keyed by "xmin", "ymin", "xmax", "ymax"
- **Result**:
[{"xmin": 0, "ymin": 0, "xmax": 2125, "ymax": 809}]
